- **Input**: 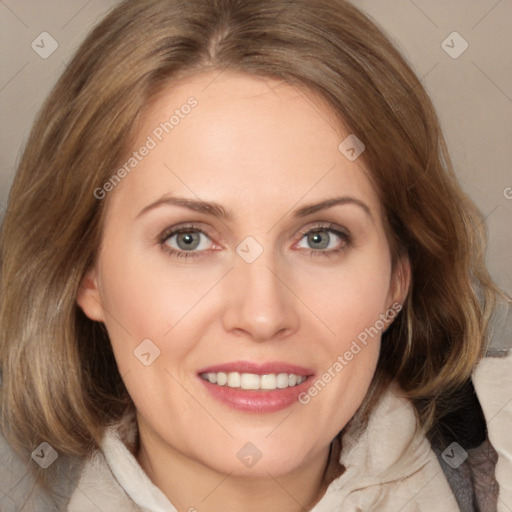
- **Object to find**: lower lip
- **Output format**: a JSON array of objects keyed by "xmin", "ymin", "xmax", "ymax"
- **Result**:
[{"xmin": 198, "ymin": 376, "xmax": 312, "ymax": 413}]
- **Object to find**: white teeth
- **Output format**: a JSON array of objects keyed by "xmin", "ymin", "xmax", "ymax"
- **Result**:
[
  {"xmin": 276, "ymin": 373, "xmax": 289, "ymax": 389},
  {"xmin": 200, "ymin": 372, "xmax": 307, "ymax": 390},
  {"xmin": 227, "ymin": 372, "xmax": 241, "ymax": 388},
  {"xmin": 240, "ymin": 373, "xmax": 260, "ymax": 390},
  {"xmin": 260, "ymin": 374, "xmax": 276, "ymax": 390}
]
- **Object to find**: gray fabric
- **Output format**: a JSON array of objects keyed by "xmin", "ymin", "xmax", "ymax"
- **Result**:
[
  {"xmin": 434, "ymin": 443, "xmax": 477, "ymax": 511},
  {"xmin": 434, "ymin": 438, "xmax": 499, "ymax": 512},
  {"xmin": 469, "ymin": 439, "xmax": 500, "ymax": 512},
  {"xmin": 0, "ymin": 426, "xmax": 81, "ymax": 511}
]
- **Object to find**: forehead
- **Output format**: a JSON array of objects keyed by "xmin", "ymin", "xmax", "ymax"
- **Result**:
[{"xmin": 108, "ymin": 70, "xmax": 382, "ymax": 221}]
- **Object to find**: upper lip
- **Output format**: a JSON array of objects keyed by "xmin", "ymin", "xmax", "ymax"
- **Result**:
[{"xmin": 197, "ymin": 360, "xmax": 315, "ymax": 377}]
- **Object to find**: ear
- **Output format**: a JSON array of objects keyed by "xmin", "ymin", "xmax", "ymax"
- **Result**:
[
  {"xmin": 387, "ymin": 253, "xmax": 411, "ymax": 311},
  {"xmin": 76, "ymin": 266, "xmax": 105, "ymax": 323}
]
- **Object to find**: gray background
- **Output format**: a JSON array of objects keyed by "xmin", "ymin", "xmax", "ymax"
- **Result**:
[{"xmin": 1, "ymin": 0, "xmax": 511, "ymax": 347}]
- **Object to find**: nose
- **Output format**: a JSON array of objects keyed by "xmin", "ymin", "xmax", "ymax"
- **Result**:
[{"xmin": 221, "ymin": 247, "xmax": 300, "ymax": 342}]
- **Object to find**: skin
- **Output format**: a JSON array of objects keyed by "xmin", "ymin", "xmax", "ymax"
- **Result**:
[{"xmin": 77, "ymin": 70, "xmax": 410, "ymax": 512}]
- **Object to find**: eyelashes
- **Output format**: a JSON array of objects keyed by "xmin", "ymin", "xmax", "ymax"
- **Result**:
[{"xmin": 157, "ymin": 222, "xmax": 352, "ymax": 260}]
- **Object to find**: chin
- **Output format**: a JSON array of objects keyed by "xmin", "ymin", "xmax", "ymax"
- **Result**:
[{"xmin": 194, "ymin": 435, "xmax": 317, "ymax": 478}]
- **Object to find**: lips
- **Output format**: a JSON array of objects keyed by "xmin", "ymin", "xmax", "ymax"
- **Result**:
[{"xmin": 196, "ymin": 360, "xmax": 315, "ymax": 413}]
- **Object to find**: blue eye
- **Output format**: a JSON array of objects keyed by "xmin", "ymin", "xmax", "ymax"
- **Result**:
[
  {"xmin": 296, "ymin": 225, "xmax": 351, "ymax": 257},
  {"xmin": 159, "ymin": 226, "xmax": 213, "ymax": 259},
  {"xmin": 158, "ymin": 223, "xmax": 351, "ymax": 260}
]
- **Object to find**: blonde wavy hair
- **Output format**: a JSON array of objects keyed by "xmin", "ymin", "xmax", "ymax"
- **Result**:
[{"xmin": 0, "ymin": 0, "xmax": 507, "ymax": 493}]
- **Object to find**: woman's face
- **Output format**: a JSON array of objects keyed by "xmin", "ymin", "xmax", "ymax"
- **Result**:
[{"xmin": 78, "ymin": 70, "xmax": 408, "ymax": 478}]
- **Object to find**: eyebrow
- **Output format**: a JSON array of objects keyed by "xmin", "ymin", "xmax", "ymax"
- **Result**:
[{"xmin": 136, "ymin": 195, "xmax": 372, "ymax": 220}]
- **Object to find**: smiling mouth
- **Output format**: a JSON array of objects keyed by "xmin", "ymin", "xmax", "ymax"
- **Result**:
[
  {"xmin": 197, "ymin": 362, "xmax": 314, "ymax": 412},
  {"xmin": 199, "ymin": 372, "xmax": 307, "ymax": 390}
]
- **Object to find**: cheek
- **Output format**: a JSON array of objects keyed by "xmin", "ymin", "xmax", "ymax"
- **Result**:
[
  {"xmin": 96, "ymin": 243, "xmax": 220, "ymax": 381},
  {"xmin": 98, "ymin": 242, "xmax": 186, "ymax": 333},
  {"xmin": 304, "ymin": 248, "xmax": 392, "ymax": 347},
  {"xmin": 296, "ymin": 241, "xmax": 391, "ymax": 417},
  {"xmin": 94, "ymin": 247, "xmax": 170, "ymax": 372},
  {"xmin": 300, "ymin": 289, "xmax": 384, "ymax": 443}
]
